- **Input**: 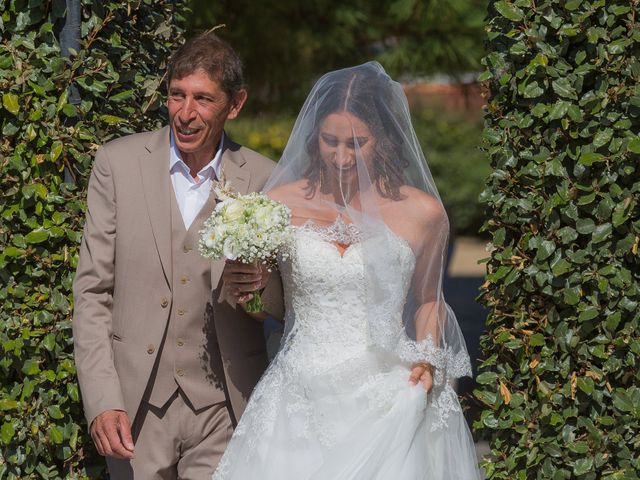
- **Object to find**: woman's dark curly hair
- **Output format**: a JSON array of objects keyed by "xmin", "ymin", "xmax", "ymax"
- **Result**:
[{"xmin": 303, "ymin": 65, "xmax": 410, "ymax": 200}]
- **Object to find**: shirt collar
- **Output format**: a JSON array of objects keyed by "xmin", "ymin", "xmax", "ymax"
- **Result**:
[{"xmin": 169, "ymin": 130, "xmax": 225, "ymax": 180}]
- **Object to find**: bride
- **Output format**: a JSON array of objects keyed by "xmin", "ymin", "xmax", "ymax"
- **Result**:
[{"xmin": 213, "ymin": 62, "xmax": 482, "ymax": 479}]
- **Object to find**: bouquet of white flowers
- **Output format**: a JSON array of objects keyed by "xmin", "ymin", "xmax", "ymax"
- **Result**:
[{"xmin": 199, "ymin": 176, "xmax": 293, "ymax": 313}]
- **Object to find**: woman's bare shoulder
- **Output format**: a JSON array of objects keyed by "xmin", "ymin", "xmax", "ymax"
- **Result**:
[
  {"xmin": 266, "ymin": 179, "xmax": 310, "ymax": 202},
  {"xmin": 397, "ymin": 186, "xmax": 446, "ymax": 221}
]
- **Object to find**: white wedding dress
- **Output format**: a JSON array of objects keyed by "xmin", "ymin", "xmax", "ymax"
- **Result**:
[{"xmin": 213, "ymin": 221, "xmax": 481, "ymax": 479}]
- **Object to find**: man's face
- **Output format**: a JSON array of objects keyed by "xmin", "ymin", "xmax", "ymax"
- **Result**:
[{"xmin": 167, "ymin": 69, "xmax": 246, "ymax": 161}]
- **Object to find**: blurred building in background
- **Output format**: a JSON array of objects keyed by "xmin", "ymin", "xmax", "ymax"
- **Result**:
[{"xmin": 403, "ymin": 73, "xmax": 485, "ymax": 121}]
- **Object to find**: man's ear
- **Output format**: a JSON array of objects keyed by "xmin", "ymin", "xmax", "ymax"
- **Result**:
[{"xmin": 227, "ymin": 89, "xmax": 247, "ymax": 120}]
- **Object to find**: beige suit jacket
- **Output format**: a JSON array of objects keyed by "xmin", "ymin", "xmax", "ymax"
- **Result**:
[{"xmin": 73, "ymin": 126, "xmax": 283, "ymax": 426}]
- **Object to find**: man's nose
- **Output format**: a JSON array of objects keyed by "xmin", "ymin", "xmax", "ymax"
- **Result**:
[{"xmin": 178, "ymin": 97, "xmax": 197, "ymax": 122}]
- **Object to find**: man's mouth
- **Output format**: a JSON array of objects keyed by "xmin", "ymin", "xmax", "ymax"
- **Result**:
[{"xmin": 175, "ymin": 125, "xmax": 201, "ymax": 137}]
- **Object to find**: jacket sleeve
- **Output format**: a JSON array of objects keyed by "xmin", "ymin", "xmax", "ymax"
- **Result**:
[
  {"xmin": 72, "ymin": 146, "xmax": 126, "ymax": 426},
  {"xmin": 261, "ymin": 270, "xmax": 284, "ymax": 321}
]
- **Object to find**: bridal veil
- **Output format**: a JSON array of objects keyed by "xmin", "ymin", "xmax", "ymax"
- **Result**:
[
  {"xmin": 213, "ymin": 61, "xmax": 481, "ymax": 480},
  {"xmin": 264, "ymin": 61, "xmax": 473, "ymax": 395}
]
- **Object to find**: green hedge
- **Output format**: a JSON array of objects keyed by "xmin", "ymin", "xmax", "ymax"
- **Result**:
[
  {"xmin": 474, "ymin": 1, "xmax": 639, "ymax": 479},
  {"xmin": 226, "ymin": 108, "xmax": 488, "ymax": 236},
  {"xmin": 0, "ymin": 1, "xmax": 188, "ymax": 477},
  {"xmin": 411, "ymin": 107, "xmax": 489, "ymax": 237}
]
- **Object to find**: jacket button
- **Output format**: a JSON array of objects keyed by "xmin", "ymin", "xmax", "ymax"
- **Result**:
[
  {"xmin": 183, "ymin": 245, "xmax": 191, "ymax": 253},
  {"xmin": 177, "ymin": 338, "xmax": 184, "ymax": 347},
  {"xmin": 147, "ymin": 345, "xmax": 155, "ymax": 354},
  {"xmin": 161, "ymin": 297, "xmax": 169, "ymax": 308},
  {"xmin": 180, "ymin": 276, "xmax": 188, "ymax": 285},
  {"xmin": 176, "ymin": 368, "xmax": 185, "ymax": 377}
]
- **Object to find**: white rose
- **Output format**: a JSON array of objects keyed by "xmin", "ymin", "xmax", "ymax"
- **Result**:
[
  {"xmin": 223, "ymin": 199, "xmax": 245, "ymax": 223},
  {"xmin": 254, "ymin": 205, "xmax": 275, "ymax": 228},
  {"xmin": 223, "ymin": 237, "xmax": 239, "ymax": 260},
  {"xmin": 214, "ymin": 198, "xmax": 231, "ymax": 212}
]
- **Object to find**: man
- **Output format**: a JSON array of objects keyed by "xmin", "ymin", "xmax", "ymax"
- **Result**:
[{"xmin": 72, "ymin": 33, "xmax": 282, "ymax": 478}]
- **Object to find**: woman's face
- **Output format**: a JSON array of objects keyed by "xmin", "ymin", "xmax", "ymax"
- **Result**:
[{"xmin": 318, "ymin": 111, "xmax": 376, "ymax": 184}]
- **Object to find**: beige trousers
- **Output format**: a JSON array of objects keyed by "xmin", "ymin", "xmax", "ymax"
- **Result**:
[{"xmin": 106, "ymin": 391, "xmax": 233, "ymax": 479}]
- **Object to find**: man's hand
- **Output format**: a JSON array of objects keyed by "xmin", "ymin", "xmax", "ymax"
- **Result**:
[
  {"xmin": 90, "ymin": 410, "xmax": 135, "ymax": 459},
  {"xmin": 222, "ymin": 260, "xmax": 270, "ymax": 306},
  {"xmin": 409, "ymin": 363, "xmax": 434, "ymax": 393}
]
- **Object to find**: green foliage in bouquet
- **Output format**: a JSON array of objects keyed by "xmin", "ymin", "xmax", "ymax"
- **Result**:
[
  {"xmin": 0, "ymin": 1, "xmax": 189, "ymax": 477},
  {"xmin": 474, "ymin": 1, "xmax": 640, "ymax": 479}
]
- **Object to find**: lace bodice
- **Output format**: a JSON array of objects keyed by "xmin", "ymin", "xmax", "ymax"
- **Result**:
[
  {"xmin": 277, "ymin": 219, "xmax": 416, "ymax": 374},
  {"xmin": 212, "ymin": 219, "xmax": 480, "ymax": 480}
]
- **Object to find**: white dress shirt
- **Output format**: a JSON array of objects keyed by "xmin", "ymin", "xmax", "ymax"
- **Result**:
[{"xmin": 169, "ymin": 131, "xmax": 224, "ymax": 229}]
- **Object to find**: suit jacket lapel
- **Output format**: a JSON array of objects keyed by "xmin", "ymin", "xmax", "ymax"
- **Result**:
[
  {"xmin": 190, "ymin": 190, "xmax": 217, "ymax": 231},
  {"xmin": 220, "ymin": 138, "xmax": 251, "ymax": 195},
  {"xmin": 211, "ymin": 138, "xmax": 252, "ymax": 290},
  {"xmin": 139, "ymin": 126, "xmax": 173, "ymax": 288}
]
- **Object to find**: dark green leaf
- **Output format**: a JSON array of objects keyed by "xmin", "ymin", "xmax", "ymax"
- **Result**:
[
  {"xmin": 565, "ymin": 0, "xmax": 582, "ymax": 10},
  {"xmin": 110, "ymin": 89, "xmax": 135, "ymax": 102},
  {"xmin": 476, "ymin": 372, "xmax": 498, "ymax": 384},
  {"xmin": 548, "ymin": 101, "xmax": 569, "ymax": 120},
  {"xmin": 49, "ymin": 426, "xmax": 64, "ymax": 444},
  {"xmin": 628, "ymin": 137, "xmax": 640, "ymax": 154},
  {"xmin": 47, "ymin": 405, "xmax": 64, "ymax": 420},
  {"xmin": 578, "ymin": 152, "xmax": 605, "ymax": 166},
  {"xmin": 607, "ymin": 39, "xmax": 628, "ymax": 55},
  {"xmin": 573, "ymin": 457, "xmax": 593, "ymax": 475},
  {"xmin": 0, "ymin": 423, "xmax": 15, "ymax": 444},
  {"xmin": 529, "ymin": 333, "xmax": 545, "ymax": 347},
  {"xmin": 578, "ymin": 307, "xmax": 599, "ymax": 322},
  {"xmin": 552, "ymin": 79, "xmax": 577, "ymax": 99},
  {"xmin": 592, "ymin": 223, "xmax": 612, "ymax": 243},
  {"xmin": 552, "ymin": 258, "xmax": 571, "ymax": 276},
  {"xmin": 593, "ymin": 128, "xmax": 613, "ymax": 148},
  {"xmin": 25, "ymin": 230, "xmax": 49, "ymax": 244},
  {"xmin": 494, "ymin": 1, "xmax": 524, "ymax": 21},
  {"xmin": 567, "ymin": 441, "xmax": 589, "ymax": 453},
  {"xmin": 612, "ymin": 391, "xmax": 634, "ymax": 412},
  {"xmin": 2, "ymin": 93, "xmax": 19, "ymax": 114},
  {"xmin": 524, "ymin": 81, "xmax": 544, "ymax": 98},
  {"xmin": 576, "ymin": 218, "xmax": 595, "ymax": 234},
  {"xmin": 536, "ymin": 240, "xmax": 556, "ymax": 261},
  {"xmin": 0, "ymin": 400, "xmax": 19, "ymax": 411},
  {"xmin": 21, "ymin": 359, "xmax": 40, "ymax": 375}
]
